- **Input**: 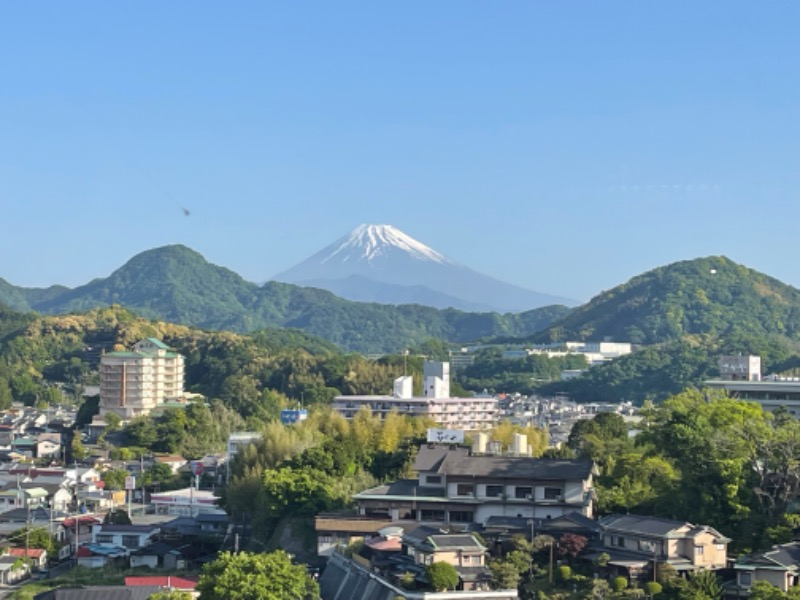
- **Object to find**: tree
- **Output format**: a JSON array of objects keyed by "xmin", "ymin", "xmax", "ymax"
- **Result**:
[
  {"xmin": 8, "ymin": 527, "xmax": 58, "ymax": 556},
  {"xmin": 558, "ymin": 534, "xmax": 588, "ymax": 560},
  {"xmin": 70, "ymin": 435, "xmax": 86, "ymax": 461},
  {"xmin": 686, "ymin": 570, "xmax": 722, "ymax": 600},
  {"xmin": 489, "ymin": 559, "xmax": 521, "ymax": 590},
  {"xmin": 149, "ymin": 591, "xmax": 193, "ymax": 600},
  {"xmin": 101, "ymin": 468, "xmax": 129, "ymax": 491},
  {"xmin": 196, "ymin": 550, "xmax": 319, "ymax": 600},
  {"xmin": 426, "ymin": 562, "xmax": 459, "ymax": 592},
  {"xmin": 748, "ymin": 580, "xmax": 788, "ymax": 600}
]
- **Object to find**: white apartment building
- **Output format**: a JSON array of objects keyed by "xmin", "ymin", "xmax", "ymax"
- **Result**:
[
  {"xmin": 332, "ymin": 361, "xmax": 498, "ymax": 431},
  {"xmin": 99, "ymin": 338, "xmax": 185, "ymax": 420}
]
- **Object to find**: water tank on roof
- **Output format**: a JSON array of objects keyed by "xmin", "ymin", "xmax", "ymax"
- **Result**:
[
  {"xmin": 472, "ymin": 432, "xmax": 488, "ymax": 454},
  {"xmin": 513, "ymin": 433, "xmax": 528, "ymax": 456}
]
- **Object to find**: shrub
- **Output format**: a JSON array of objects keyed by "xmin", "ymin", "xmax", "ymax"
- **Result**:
[
  {"xmin": 613, "ymin": 576, "xmax": 629, "ymax": 592},
  {"xmin": 644, "ymin": 581, "xmax": 663, "ymax": 596},
  {"xmin": 557, "ymin": 565, "xmax": 573, "ymax": 582}
]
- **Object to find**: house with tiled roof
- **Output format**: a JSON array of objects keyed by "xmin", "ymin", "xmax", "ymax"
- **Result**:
[
  {"xmin": 353, "ymin": 445, "xmax": 596, "ymax": 526},
  {"xmin": 402, "ymin": 527, "xmax": 491, "ymax": 591},
  {"xmin": 734, "ymin": 541, "xmax": 800, "ymax": 593},
  {"xmin": 583, "ymin": 514, "xmax": 730, "ymax": 582},
  {"xmin": 8, "ymin": 547, "xmax": 48, "ymax": 570}
]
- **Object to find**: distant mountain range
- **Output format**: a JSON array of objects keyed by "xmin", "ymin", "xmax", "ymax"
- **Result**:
[
  {"xmin": 272, "ymin": 224, "xmax": 576, "ymax": 312},
  {"xmin": 0, "ymin": 245, "xmax": 570, "ymax": 353},
  {"xmin": 3, "ymin": 243, "xmax": 799, "ymax": 357}
]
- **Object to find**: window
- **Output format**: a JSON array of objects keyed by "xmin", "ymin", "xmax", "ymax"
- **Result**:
[
  {"xmin": 456, "ymin": 484, "xmax": 475, "ymax": 496},
  {"xmin": 639, "ymin": 540, "xmax": 655, "ymax": 553},
  {"xmin": 716, "ymin": 544, "xmax": 726, "ymax": 551},
  {"xmin": 421, "ymin": 510, "xmax": 446, "ymax": 522},
  {"xmin": 515, "ymin": 486, "xmax": 533, "ymax": 499},
  {"xmin": 449, "ymin": 511, "xmax": 474, "ymax": 523},
  {"xmin": 121, "ymin": 535, "xmax": 141, "ymax": 549},
  {"xmin": 695, "ymin": 546, "xmax": 704, "ymax": 555},
  {"xmin": 426, "ymin": 475, "xmax": 442, "ymax": 485},
  {"xmin": 544, "ymin": 487, "xmax": 562, "ymax": 500},
  {"xmin": 96, "ymin": 534, "xmax": 114, "ymax": 544},
  {"xmin": 486, "ymin": 485, "xmax": 504, "ymax": 498},
  {"xmin": 613, "ymin": 536, "xmax": 625, "ymax": 548},
  {"xmin": 739, "ymin": 572, "xmax": 752, "ymax": 587}
]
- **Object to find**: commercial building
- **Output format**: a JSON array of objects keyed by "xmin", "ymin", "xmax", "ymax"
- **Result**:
[
  {"xmin": 706, "ymin": 355, "xmax": 800, "ymax": 416},
  {"xmin": 99, "ymin": 339, "xmax": 185, "ymax": 420},
  {"xmin": 332, "ymin": 361, "xmax": 498, "ymax": 431}
]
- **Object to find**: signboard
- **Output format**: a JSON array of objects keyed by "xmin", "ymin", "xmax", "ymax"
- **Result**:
[
  {"xmin": 125, "ymin": 475, "xmax": 136, "ymax": 491},
  {"xmin": 280, "ymin": 409, "xmax": 308, "ymax": 425},
  {"xmin": 191, "ymin": 461, "xmax": 204, "ymax": 476},
  {"xmin": 426, "ymin": 428, "xmax": 465, "ymax": 444}
]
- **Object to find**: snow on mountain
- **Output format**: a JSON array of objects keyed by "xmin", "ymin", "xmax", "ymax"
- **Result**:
[
  {"xmin": 324, "ymin": 224, "xmax": 451, "ymax": 265},
  {"xmin": 271, "ymin": 224, "xmax": 576, "ymax": 312}
]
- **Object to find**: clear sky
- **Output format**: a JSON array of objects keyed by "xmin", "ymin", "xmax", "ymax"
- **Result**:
[{"xmin": 1, "ymin": 2, "xmax": 797, "ymax": 302}]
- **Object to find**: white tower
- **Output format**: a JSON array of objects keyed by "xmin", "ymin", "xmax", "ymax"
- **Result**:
[{"xmin": 423, "ymin": 361, "xmax": 450, "ymax": 398}]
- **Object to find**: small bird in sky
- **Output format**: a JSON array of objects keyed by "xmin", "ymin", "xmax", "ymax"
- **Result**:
[{"xmin": 177, "ymin": 203, "xmax": 190, "ymax": 217}]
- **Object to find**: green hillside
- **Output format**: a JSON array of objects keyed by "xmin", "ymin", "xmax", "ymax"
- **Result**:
[
  {"xmin": 531, "ymin": 256, "xmax": 800, "ymax": 345},
  {"xmin": 0, "ymin": 245, "xmax": 570, "ymax": 353}
]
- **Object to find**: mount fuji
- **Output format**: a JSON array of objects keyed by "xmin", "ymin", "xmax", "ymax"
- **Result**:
[{"xmin": 271, "ymin": 224, "xmax": 576, "ymax": 312}]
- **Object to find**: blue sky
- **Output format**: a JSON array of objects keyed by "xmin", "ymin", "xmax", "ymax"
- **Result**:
[{"xmin": 1, "ymin": 2, "xmax": 797, "ymax": 302}]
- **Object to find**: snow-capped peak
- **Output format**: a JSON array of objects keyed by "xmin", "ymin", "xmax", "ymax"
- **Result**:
[{"xmin": 323, "ymin": 224, "xmax": 451, "ymax": 265}]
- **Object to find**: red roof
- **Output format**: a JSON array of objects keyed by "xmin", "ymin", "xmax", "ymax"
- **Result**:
[
  {"xmin": 125, "ymin": 576, "xmax": 198, "ymax": 589},
  {"xmin": 62, "ymin": 516, "xmax": 101, "ymax": 527},
  {"xmin": 76, "ymin": 547, "xmax": 93, "ymax": 558},
  {"xmin": 8, "ymin": 548, "xmax": 45, "ymax": 558}
]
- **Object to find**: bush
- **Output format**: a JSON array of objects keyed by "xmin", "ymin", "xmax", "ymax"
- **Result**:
[
  {"xmin": 613, "ymin": 576, "xmax": 629, "ymax": 592},
  {"xmin": 557, "ymin": 565, "xmax": 572, "ymax": 582},
  {"xmin": 644, "ymin": 581, "xmax": 663, "ymax": 596}
]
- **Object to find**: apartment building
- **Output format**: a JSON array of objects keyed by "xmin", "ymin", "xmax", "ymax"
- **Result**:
[
  {"xmin": 99, "ymin": 338, "xmax": 185, "ymax": 420},
  {"xmin": 332, "ymin": 361, "xmax": 498, "ymax": 431}
]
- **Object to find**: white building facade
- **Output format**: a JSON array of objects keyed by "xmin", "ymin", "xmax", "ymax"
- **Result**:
[
  {"xmin": 99, "ymin": 338, "xmax": 185, "ymax": 420},
  {"xmin": 332, "ymin": 361, "xmax": 497, "ymax": 431}
]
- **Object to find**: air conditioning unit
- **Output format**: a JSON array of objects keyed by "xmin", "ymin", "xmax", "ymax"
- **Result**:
[{"xmin": 525, "ymin": 494, "xmax": 533, "ymax": 501}]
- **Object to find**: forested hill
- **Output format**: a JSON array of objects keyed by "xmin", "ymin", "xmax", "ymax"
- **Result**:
[
  {"xmin": 529, "ymin": 256, "xmax": 800, "ymax": 345},
  {"xmin": 0, "ymin": 245, "xmax": 570, "ymax": 353}
]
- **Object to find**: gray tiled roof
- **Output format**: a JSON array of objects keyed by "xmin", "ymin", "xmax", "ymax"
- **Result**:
[
  {"xmin": 740, "ymin": 542, "xmax": 800, "ymax": 569},
  {"xmin": 428, "ymin": 534, "xmax": 484, "ymax": 551},
  {"xmin": 599, "ymin": 514, "xmax": 690, "ymax": 537},
  {"xmin": 414, "ymin": 445, "xmax": 594, "ymax": 480},
  {"xmin": 34, "ymin": 586, "xmax": 161, "ymax": 600}
]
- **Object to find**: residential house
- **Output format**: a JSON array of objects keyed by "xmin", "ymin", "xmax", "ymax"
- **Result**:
[
  {"xmin": 129, "ymin": 542, "xmax": 185, "ymax": 570},
  {"xmin": 586, "ymin": 514, "xmax": 730, "ymax": 581},
  {"xmin": 0, "ymin": 485, "xmax": 48, "ymax": 513},
  {"xmin": 10, "ymin": 437, "xmax": 37, "ymax": 458},
  {"xmin": 36, "ymin": 433, "xmax": 62, "ymax": 460},
  {"xmin": 7, "ymin": 547, "xmax": 48, "ymax": 571},
  {"xmin": 315, "ymin": 512, "xmax": 392, "ymax": 557},
  {"xmin": 402, "ymin": 526, "xmax": 491, "ymax": 591},
  {"xmin": 91, "ymin": 523, "xmax": 159, "ymax": 550},
  {"xmin": 734, "ymin": 541, "xmax": 800, "ymax": 594},
  {"xmin": 0, "ymin": 554, "xmax": 29, "ymax": 584}
]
